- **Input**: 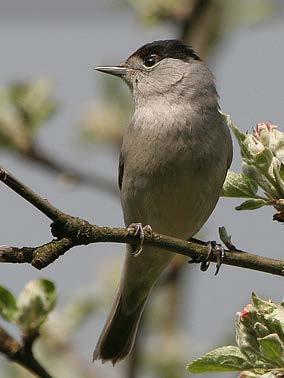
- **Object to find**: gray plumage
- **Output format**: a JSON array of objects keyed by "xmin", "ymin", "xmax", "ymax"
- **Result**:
[{"xmin": 93, "ymin": 40, "xmax": 232, "ymax": 364}]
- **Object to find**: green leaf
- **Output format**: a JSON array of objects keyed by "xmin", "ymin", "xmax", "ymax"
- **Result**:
[
  {"xmin": 235, "ymin": 199, "xmax": 269, "ymax": 211},
  {"xmin": 258, "ymin": 334, "xmax": 283, "ymax": 364},
  {"xmin": 252, "ymin": 293, "xmax": 278, "ymax": 315},
  {"xmin": 272, "ymin": 164, "xmax": 284, "ymax": 198},
  {"xmin": 186, "ymin": 346, "xmax": 251, "ymax": 373},
  {"xmin": 227, "ymin": 121, "xmax": 265, "ymax": 161},
  {"xmin": 274, "ymin": 140, "xmax": 284, "ymax": 165},
  {"xmin": 222, "ymin": 171, "xmax": 258, "ymax": 198},
  {"xmin": 228, "ymin": 119, "xmax": 247, "ymax": 144},
  {"xmin": 9, "ymin": 79, "xmax": 56, "ymax": 129},
  {"xmin": 242, "ymin": 163, "xmax": 276, "ymax": 197},
  {"xmin": 16, "ymin": 279, "xmax": 56, "ymax": 332},
  {"xmin": 243, "ymin": 134, "xmax": 264, "ymax": 159},
  {"xmin": 236, "ymin": 318, "xmax": 268, "ymax": 368},
  {"xmin": 254, "ymin": 148, "xmax": 273, "ymax": 174},
  {"xmin": 39, "ymin": 279, "xmax": 56, "ymax": 309},
  {"xmin": 254, "ymin": 323, "xmax": 270, "ymax": 338},
  {"xmin": 0, "ymin": 286, "xmax": 18, "ymax": 322}
]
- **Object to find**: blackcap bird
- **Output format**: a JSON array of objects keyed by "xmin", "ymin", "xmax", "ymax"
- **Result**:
[{"xmin": 93, "ymin": 40, "xmax": 232, "ymax": 364}]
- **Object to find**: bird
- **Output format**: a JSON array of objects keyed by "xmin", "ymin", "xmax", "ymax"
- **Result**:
[{"xmin": 93, "ymin": 39, "xmax": 233, "ymax": 364}]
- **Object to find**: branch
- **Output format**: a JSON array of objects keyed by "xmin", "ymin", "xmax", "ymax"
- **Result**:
[
  {"xmin": 0, "ymin": 165, "xmax": 284, "ymax": 277},
  {"xmin": 178, "ymin": 0, "xmax": 213, "ymax": 42},
  {"xmin": 0, "ymin": 326, "xmax": 53, "ymax": 378}
]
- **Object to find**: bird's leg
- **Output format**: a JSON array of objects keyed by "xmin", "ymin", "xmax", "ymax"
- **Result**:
[
  {"xmin": 202, "ymin": 241, "xmax": 225, "ymax": 276},
  {"xmin": 127, "ymin": 223, "xmax": 153, "ymax": 257},
  {"xmin": 188, "ymin": 238, "xmax": 225, "ymax": 275}
]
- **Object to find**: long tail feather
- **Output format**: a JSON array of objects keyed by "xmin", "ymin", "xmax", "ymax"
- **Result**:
[{"xmin": 93, "ymin": 291, "xmax": 146, "ymax": 365}]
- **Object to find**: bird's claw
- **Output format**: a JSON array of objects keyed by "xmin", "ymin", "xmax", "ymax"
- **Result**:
[
  {"xmin": 189, "ymin": 240, "xmax": 225, "ymax": 275},
  {"xmin": 204, "ymin": 241, "xmax": 225, "ymax": 275},
  {"xmin": 127, "ymin": 223, "xmax": 152, "ymax": 257}
]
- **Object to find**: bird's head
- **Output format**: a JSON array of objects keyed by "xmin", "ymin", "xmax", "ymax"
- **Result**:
[{"xmin": 96, "ymin": 40, "xmax": 217, "ymax": 107}]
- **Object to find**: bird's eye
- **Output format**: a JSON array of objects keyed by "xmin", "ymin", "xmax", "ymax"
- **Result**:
[{"xmin": 143, "ymin": 54, "xmax": 158, "ymax": 68}]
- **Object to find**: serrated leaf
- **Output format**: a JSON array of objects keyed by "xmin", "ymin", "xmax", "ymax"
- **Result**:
[
  {"xmin": 0, "ymin": 286, "xmax": 18, "ymax": 322},
  {"xmin": 222, "ymin": 171, "xmax": 258, "ymax": 198},
  {"xmin": 229, "ymin": 120, "xmax": 247, "ymax": 143},
  {"xmin": 186, "ymin": 346, "xmax": 251, "ymax": 373},
  {"xmin": 242, "ymin": 163, "xmax": 276, "ymax": 196},
  {"xmin": 17, "ymin": 279, "xmax": 56, "ymax": 332},
  {"xmin": 275, "ymin": 143, "xmax": 284, "ymax": 165},
  {"xmin": 251, "ymin": 294, "xmax": 284, "ymax": 330},
  {"xmin": 243, "ymin": 134, "xmax": 265, "ymax": 158},
  {"xmin": 236, "ymin": 321, "xmax": 268, "ymax": 368},
  {"xmin": 256, "ymin": 125, "xmax": 284, "ymax": 166},
  {"xmin": 272, "ymin": 164, "xmax": 284, "ymax": 198},
  {"xmin": 254, "ymin": 323, "xmax": 270, "ymax": 338},
  {"xmin": 252, "ymin": 293, "xmax": 278, "ymax": 315},
  {"xmin": 235, "ymin": 199, "xmax": 269, "ymax": 211},
  {"xmin": 258, "ymin": 334, "xmax": 283, "ymax": 364},
  {"xmin": 264, "ymin": 318, "xmax": 284, "ymax": 349},
  {"xmin": 254, "ymin": 149, "xmax": 274, "ymax": 174}
]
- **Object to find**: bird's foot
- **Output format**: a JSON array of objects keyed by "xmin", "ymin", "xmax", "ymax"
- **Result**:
[
  {"xmin": 127, "ymin": 223, "xmax": 152, "ymax": 257},
  {"xmin": 189, "ymin": 239, "xmax": 225, "ymax": 276},
  {"xmin": 204, "ymin": 241, "xmax": 225, "ymax": 276}
]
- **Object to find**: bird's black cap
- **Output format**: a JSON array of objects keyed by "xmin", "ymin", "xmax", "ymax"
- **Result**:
[{"xmin": 129, "ymin": 39, "xmax": 200, "ymax": 62}]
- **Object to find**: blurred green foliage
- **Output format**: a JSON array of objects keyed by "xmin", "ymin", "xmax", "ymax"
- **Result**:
[
  {"xmin": 80, "ymin": 77, "xmax": 131, "ymax": 146},
  {"xmin": 0, "ymin": 280, "xmax": 56, "ymax": 333},
  {"xmin": 0, "ymin": 79, "xmax": 56, "ymax": 152},
  {"xmin": 0, "ymin": 279, "xmax": 99, "ymax": 378}
]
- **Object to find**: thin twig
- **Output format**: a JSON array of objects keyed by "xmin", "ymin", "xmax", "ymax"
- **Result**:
[
  {"xmin": 0, "ymin": 165, "xmax": 283, "ymax": 276},
  {"xmin": 0, "ymin": 326, "xmax": 53, "ymax": 378},
  {"xmin": 17, "ymin": 143, "xmax": 118, "ymax": 196},
  {"xmin": 178, "ymin": 0, "xmax": 212, "ymax": 42}
]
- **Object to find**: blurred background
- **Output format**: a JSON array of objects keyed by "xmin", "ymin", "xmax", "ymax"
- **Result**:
[{"xmin": 0, "ymin": 0, "xmax": 284, "ymax": 377}]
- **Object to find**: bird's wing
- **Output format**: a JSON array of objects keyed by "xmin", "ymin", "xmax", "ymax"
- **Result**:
[
  {"xmin": 227, "ymin": 129, "xmax": 233, "ymax": 170},
  {"xmin": 118, "ymin": 152, "xmax": 124, "ymax": 190}
]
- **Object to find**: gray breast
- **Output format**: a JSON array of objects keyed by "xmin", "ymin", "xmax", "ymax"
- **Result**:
[{"xmin": 120, "ymin": 105, "xmax": 231, "ymax": 238}]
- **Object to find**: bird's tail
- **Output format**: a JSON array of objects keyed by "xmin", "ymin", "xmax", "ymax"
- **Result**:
[{"xmin": 93, "ymin": 290, "xmax": 146, "ymax": 365}]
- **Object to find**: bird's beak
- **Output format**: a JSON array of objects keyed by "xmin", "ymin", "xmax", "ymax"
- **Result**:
[{"xmin": 95, "ymin": 65, "xmax": 128, "ymax": 78}]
